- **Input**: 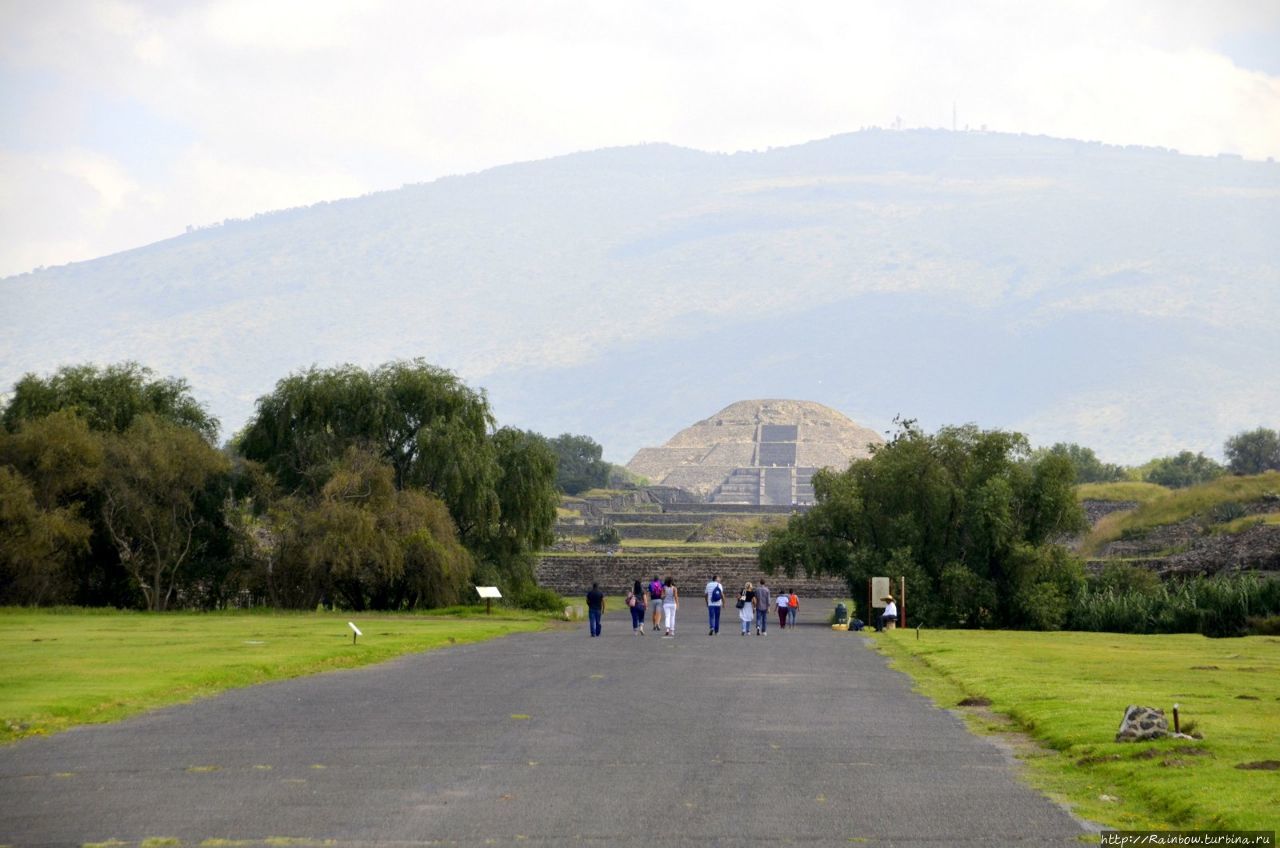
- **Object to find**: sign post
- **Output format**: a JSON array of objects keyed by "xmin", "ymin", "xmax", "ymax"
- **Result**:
[
  {"xmin": 347, "ymin": 621, "xmax": 362, "ymax": 645},
  {"xmin": 476, "ymin": 586, "xmax": 502, "ymax": 614}
]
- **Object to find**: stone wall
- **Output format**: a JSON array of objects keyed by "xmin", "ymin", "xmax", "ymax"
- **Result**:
[{"xmin": 536, "ymin": 554, "xmax": 847, "ymax": 597}]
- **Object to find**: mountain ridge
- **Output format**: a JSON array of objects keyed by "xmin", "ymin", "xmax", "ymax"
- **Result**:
[{"xmin": 3, "ymin": 129, "xmax": 1277, "ymax": 465}]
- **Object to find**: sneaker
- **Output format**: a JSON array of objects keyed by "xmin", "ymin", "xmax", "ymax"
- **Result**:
[{"xmin": 709, "ymin": 628, "xmax": 714, "ymax": 636}]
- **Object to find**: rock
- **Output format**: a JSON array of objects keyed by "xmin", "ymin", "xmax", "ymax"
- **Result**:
[{"xmin": 1116, "ymin": 705, "xmax": 1169, "ymax": 742}]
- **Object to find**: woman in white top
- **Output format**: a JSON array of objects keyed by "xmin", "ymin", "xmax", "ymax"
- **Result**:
[
  {"xmin": 738, "ymin": 582, "xmax": 755, "ymax": 635},
  {"xmin": 662, "ymin": 577, "xmax": 679, "ymax": 636},
  {"xmin": 776, "ymin": 591, "xmax": 790, "ymax": 630}
]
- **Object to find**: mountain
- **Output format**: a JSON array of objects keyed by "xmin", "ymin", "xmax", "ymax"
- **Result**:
[{"xmin": 2, "ymin": 130, "xmax": 1277, "ymax": 465}]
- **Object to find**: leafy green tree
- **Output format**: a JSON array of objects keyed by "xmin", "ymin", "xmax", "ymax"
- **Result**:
[
  {"xmin": 238, "ymin": 361, "xmax": 556, "ymax": 592},
  {"xmin": 1035, "ymin": 442, "xmax": 1127, "ymax": 483},
  {"xmin": 1224, "ymin": 427, "xmax": 1280, "ymax": 475},
  {"xmin": 0, "ymin": 466, "xmax": 92, "ymax": 604},
  {"xmin": 759, "ymin": 420, "xmax": 1086, "ymax": 628},
  {"xmin": 549, "ymin": 433, "xmax": 610, "ymax": 494},
  {"xmin": 100, "ymin": 415, "xmax": 231, "ymax": 610},
  {"xmin": 3, "ymin": 362, "xmax": 218, "ymax": 441},
  {"xmin": 267, "ymin": 448, "xmax": 472, "ymax": 610},
  {"xmin": 1141, "ymin": 451, "xmax": 1224, "ymax": 488}
]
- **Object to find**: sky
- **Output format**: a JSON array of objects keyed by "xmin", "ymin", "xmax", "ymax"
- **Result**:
[{"xmin": 2, "ymin": 0, "xmax": 1279, "ymax": 279}]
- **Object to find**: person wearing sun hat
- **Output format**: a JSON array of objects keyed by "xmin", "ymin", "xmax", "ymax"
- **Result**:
[{"xmin": 876, "ymin": 595, "xmax": 898, "ymax": 632}]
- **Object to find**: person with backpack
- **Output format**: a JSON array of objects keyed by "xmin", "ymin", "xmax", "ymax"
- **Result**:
[
  {"xmin": 737, "ymin": 582, "xmax": 755, "ymax": 636},
  {"xmin": 754, "ymin": 579, "xmax": 771, "ymax": 635},
  {"xmin": 650, "ymin": 575, "xmax": 664, "ymax": 631},
  {"xmin": 628, "ymin": 579, "xmax": 647, "ymax": 635},
  {"xmin": 704, "ymin": 573, "xmax": 725, "ymax": 636},
  {"xmin": 661, "ymin": 577, "xmax": 679, "ymax": 637},
  {"xmin": 787, "ymin": 590, "xmax": 799, "ymax": 628}
]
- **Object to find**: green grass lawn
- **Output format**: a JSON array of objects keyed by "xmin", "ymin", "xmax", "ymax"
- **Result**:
[
  {"xmin": 0, "ymin": 607, "xmax": 546, "ymax": 744},
  {"xmin": 874, "ymin": 630, "xmax": 1280, "ymax": 831},
  {"xmin": 1075, "ymin": 481, "xmax": 1170, "ymax": 504}
]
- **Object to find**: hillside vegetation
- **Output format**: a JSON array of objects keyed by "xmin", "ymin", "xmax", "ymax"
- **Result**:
[
  {"xmin": 4, "ymin": 130, "xmax": 1278, "ymax": 463},
  {"xmin": 1083, "ymin": 471, "xmax": 1280, "ymax": 554}
]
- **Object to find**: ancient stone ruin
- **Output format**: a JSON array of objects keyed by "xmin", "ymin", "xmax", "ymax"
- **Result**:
[{"xmin": 625, "ymin": 399, "xmax": 883, "ymax": 505}]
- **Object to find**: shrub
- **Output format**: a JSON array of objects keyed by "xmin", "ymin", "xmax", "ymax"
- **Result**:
[
  {"xmin": 509, "ymin": 584, "xmax": 565, "ymax": 613},
  {"xmin": 593, "ymin": 525, "xmax": 620, "ymax": 545}
]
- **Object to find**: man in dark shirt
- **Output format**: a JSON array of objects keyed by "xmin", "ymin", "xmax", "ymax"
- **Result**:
[{"xmin": 586, "ymin": 582, "xmax": 605, "ymax": 637}]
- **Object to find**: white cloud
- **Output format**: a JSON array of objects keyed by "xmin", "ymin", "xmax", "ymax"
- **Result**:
[{"xmin": 1, "ymin": 0, "xmax": 1278, "ymax": 275}]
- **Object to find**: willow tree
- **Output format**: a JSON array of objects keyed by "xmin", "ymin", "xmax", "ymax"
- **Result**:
[
  {"xmin": 3, "ymin": 362, "xmax": 218, "ymax": 441},
  {"xmin": 238, "ymin": 360, "xmax": 556, "ymax": 592}
]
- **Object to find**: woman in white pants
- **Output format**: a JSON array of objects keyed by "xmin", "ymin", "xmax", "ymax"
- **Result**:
[{"xmin": 662, "ymin": 577, "xmax": 679, "ymax": 636}]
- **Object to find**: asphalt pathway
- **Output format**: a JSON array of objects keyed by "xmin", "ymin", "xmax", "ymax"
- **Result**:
[{"xmin": 1, "ymin": 606, "xmax": 1090, "ymax": 846}]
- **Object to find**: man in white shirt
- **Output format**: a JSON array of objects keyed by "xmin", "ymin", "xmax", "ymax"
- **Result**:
[
  {"xmin": 704, "ymin": 574, "xmax": 725, "ymax": 636},
  {"xmin": 877, "ymin": 596, "xmax": 898, "ymax": 632}
]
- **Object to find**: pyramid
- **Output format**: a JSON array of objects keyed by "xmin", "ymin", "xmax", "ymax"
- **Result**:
[{"xmin": 626, "ymin": 399, "xmax": 883, "ymax": 504}]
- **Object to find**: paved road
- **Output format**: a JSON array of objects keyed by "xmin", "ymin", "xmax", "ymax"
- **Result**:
[{"xmin": 1, "ymin": 607, "xmax": 1089, "ymax": 846}]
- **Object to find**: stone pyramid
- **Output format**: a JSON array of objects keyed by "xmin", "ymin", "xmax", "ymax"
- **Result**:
[{"xmin": 626, "ymin": 399, "xmax": 883, "ymax": 503}]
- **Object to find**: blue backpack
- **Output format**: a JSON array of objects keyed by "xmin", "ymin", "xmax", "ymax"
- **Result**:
[{"xmin": 711, "ymin": 584, "xmax": 723, "ymax": 603}]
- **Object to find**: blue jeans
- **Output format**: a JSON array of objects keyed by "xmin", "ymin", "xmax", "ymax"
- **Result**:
[
  {"xmin": 588, "ymin": 608, "xmax": 602, "ymax": 636},
  {"xmin": 630, "ymin": 604, "xmax": 645, "ymax": 630},
  {"xmin": 756, "ymin": 609, "xmax": 768, "ymax": 633},
  {"xmin": 708, "ymin": 605, "xmax": 721, "ymax": 633},
  {"xmin": 788, "ymin": 607, "xmax": 797, "ymax": 627}
]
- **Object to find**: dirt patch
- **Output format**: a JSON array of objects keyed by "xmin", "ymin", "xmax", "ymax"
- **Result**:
[
  {"xmin": 1236, "ymin": 694, "xmax": 1260, "ymax": 700},
  {"xmin": 1190, "ymin": 665, "xmax": 1220, "ymax": 670},
  {"xmin": 1235, "ymin": 760, "xmax": 1280, "ymax": 771},
  {"xmin": 1161, "ymin": 759, "xmax": 1192, "ymax": 768},
  {"xmin": 1131, "ymin": 749, "xmax": 1162, "ymax": 760},
  {"xmin": 957, "ymin": 696, "xmax": 992, "ymax": 707},
  {"xmin": 1076, "ymin": 753, "xmax": 1122, "ymax": 766}
]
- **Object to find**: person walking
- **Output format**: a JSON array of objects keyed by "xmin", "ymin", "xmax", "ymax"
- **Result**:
[
  {"xmin": 586, "ymin": 582, "xmax": 605, "ymax": 637},
  {"xmin": 704, "ymin": 573, "xmax": 725, "ymax": 636},
  {"xmin": 787, "ymin": 590, "xmax": 799, "ymax": 628},
  {"xmin": 662, "ymin": 577, "xmax": 679, "ymax": 637},
  {"xmin": 776, "ymin": 590, "xmax": 790, "ymax": 630},
  {"xmin": 650, "ymin": 575, "xmax": 664, "ymax": 631},
  {"xmin": 737, "ymin": 582, "xmax": 755, "ymax": 636},
  {"xmin": 754, "ymin": 579, "xmax": 771, "ymax": 635},
  {"xmin": 628, "ymin": 579, "xmax": 647, "ymax": 635}
]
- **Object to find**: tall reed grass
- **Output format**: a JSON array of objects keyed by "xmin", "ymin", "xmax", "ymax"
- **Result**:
[{"xmin": 1067, "ymin": 573, "xmax": 1280, "ymax": 637}]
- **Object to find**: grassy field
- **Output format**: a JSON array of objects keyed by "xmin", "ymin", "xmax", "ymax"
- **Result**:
[
  {"xmin": 0, "ymin": 607, "xmax": 546, "ymax": 745},
  {"xmin": 874, "ymin": 630, "xmax": 1280, "ymax": 831}
]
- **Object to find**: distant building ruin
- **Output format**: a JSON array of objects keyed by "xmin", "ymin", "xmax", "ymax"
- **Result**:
[{"xmin": 625, "ymin": 399, "xmax": 883, "ymax": 505}]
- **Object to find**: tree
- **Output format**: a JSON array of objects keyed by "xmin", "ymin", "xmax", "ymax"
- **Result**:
[
  {"xmin": 1036, "ymin": 442, "xmax": 1127, "ymax": 484},
  {"xmin": 0, "ymin": 467, "xmax": 92, "ymax": 604},
  {"xmin": 1224, "ymin": 427, "xmax": 1280, "ymax": 476},
  {"xmin": 549, "ymin": 433, "xmax": 610, "ymax": 494},
  {"xmin": 238, "ymin": 361, "xmax": 557, "ymax": 592},
  {"xmin": 759, "ymin": 420, "xmax": 1086, "ymax": 628},
  {"xmin": 100, "ymin": 415, "xmax": 231, "ymax": 610},
  {"xmin": 267, "ymin": 448, "xmax": 472, "ymax": 610},
  {"xmin": 1141, "ymin": 451, "xmax": 1224, "ymax": 488},
  {"xmin": 3, "ymin": 362, "xmax": 218, "ymax": 441}
]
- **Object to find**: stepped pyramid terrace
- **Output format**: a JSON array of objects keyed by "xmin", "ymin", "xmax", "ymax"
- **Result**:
[{"xmin": 625, "ymin": 399, "xmax": 883, "ymax": 506}]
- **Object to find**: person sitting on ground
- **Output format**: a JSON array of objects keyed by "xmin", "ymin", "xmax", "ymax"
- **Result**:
[{"xmin": 876, "ymin": 595, "xmax": 898, "ymax": 632}]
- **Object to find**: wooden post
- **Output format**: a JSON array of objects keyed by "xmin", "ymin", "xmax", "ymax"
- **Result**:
[
  {"xmin": 486, "ymin": 597, "xmax": 492, "ymax": 615},
  {"xmin": 899, "ymin": 575, "xmax": 906, "ymax": 629},
  {"xmin": 866, "ymin": 578, "xmax": 872, "ymax": 627}
]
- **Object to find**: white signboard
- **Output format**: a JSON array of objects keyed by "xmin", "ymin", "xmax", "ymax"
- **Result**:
[
  {"xmin": 476, "ymin": 586, "xmax": 502, "ymax": 599},
  {"xmin": 871, "ymin": 576, "xmax": 891, "ymax": 608}
]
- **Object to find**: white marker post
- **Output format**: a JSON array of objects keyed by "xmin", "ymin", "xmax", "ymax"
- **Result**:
[
  {"xmin": 348, "ymin": 621, "xmax": 362, "ymax": 645},
  {"xmin": 476, "ymin": 586, "xmax": 502, "ymax": 615}
]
